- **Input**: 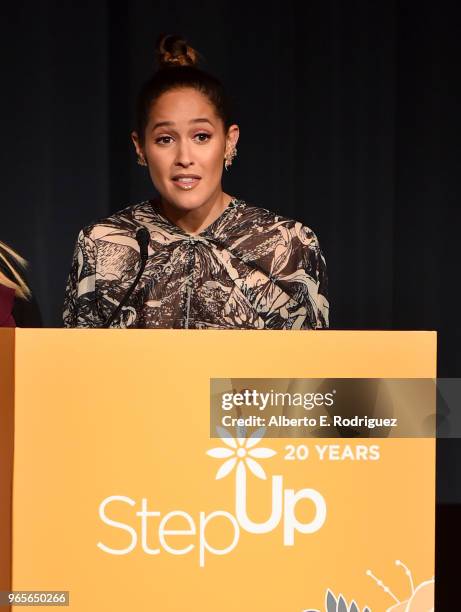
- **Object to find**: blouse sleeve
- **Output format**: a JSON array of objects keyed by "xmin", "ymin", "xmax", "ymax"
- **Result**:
[
  {"xmin": 304, "ymin": 233, "xmax": 329, "ymax": 329},
  {"xmin": 294, "ymin": 225, "xmax": 329, "ymax": 330},
  {"xmin": 63, "ymin": 229, "xmax": 102, "ymax": 328}
]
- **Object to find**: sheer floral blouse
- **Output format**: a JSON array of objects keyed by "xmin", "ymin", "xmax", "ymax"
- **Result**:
[{"xmin": 63, "ymin": 198, "xmax": 329, "ymax": 329}]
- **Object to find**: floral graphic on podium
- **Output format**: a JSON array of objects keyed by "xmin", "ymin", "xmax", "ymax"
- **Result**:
[
  {"xmin": 206, "ymin": 426, "xmax": 276, "ymax": 480},
  {"xmin": 366, "ymin": 560, "xmax": 434, "ymax": 611},
  {"xmin": 304, "ymin": 589, "xmax": 370, "ymax": 612},
  {"xmin": 304, "ymin": 560, "xmax": 434, "ymax": 612}
]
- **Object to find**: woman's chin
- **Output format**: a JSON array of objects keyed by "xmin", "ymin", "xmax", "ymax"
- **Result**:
[{"xmin": 161, "ymin": 189, "xmax": 214, "ymax": 212}]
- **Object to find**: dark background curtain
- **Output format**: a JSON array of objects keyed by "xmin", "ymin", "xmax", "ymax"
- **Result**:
[{"xmin": 2, "ymin": 0, "xmax": 459, "ymax": 602}]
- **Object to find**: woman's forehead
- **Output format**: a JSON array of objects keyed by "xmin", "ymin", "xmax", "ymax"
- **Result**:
[{"xmin": 148, "ymin": 88, "xmax": 218, "ymax": 124}]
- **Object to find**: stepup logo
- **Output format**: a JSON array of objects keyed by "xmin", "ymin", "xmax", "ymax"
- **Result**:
[{"xmin": 97, "ymin": 427, "xmax": 327, "ymax": 566}]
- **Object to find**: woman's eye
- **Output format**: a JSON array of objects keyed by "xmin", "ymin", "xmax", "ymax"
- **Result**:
[
  {"xmin": 194, "ymin": 133, "xmax": 211, "ymax": 143},
  {"xmin": 155, "ymin": 136, "xmax": 173, "ymax": 145},
  {"xmin": 154, "ymin": 133, "xmax": 210, "ymax": 145}
]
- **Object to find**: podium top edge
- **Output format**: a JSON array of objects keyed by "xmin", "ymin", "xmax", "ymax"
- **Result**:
[{"xmin": 8, "ymin": 328, "xmax": 438, "ymax": 334}]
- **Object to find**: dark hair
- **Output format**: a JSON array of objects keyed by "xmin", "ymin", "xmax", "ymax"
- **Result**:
[{"xmin": 135, "ymin": 34, "xmax": 233, "ymax": 144}]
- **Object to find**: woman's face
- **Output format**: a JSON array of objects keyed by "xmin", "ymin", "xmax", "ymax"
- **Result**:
[{"xmin": 132, "ymin": 87, "xmax": 239, "ymax": 212}]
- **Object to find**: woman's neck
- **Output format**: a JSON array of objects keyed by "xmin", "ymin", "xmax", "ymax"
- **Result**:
[{"xmin": 159, "ymin": 191, "xmax": 234, "ymax": 236}]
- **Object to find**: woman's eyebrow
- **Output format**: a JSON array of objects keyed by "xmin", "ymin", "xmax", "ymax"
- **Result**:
[
  {"xmin": 190, "ymin": 118, "xmax": 213, "ymax": 125},
  {"xmin": 152, "ymin": 118, "xmax": 214, "ymax": 130}
]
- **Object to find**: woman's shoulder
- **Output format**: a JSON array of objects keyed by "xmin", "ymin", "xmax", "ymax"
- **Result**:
[
  {"xmin": 229, "ymin": 198, "xmax": 321, "ymax": 247},
  {"xmin": 77, "ymin": 201, "xmax": 155, "ymax": 241}
]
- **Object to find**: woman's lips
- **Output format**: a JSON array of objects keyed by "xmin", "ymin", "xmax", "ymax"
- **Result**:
[{"xmin": 171, "ymin": 177, "xmax": 201, "ymax": 190}]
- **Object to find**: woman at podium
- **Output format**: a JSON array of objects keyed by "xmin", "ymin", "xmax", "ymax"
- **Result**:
[{"xmin": 63, "ymin": 35, "xmax": 329, "ymax": 330}]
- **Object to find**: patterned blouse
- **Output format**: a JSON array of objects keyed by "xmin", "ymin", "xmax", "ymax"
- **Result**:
[{"xmin": 63, "ymin": 198, "xmax": 329, "ymax": 329}]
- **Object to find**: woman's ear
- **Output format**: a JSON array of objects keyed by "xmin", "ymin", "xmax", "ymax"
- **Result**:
[
  {"xmin": 225, "ymin": 124, "xmax": 240, "ymax": 154},
  {"xmin": 131, "ymin": 131, "xmax": 143, "ymax": 157},
  {"xmin": 131, "ymin": 131, "xmax": 147, "ymax": 166}
]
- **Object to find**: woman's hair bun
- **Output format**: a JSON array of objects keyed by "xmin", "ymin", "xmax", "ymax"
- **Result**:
[{"xmin": 156, "ymin": 33, "xmax": 199, "ymax": 68}]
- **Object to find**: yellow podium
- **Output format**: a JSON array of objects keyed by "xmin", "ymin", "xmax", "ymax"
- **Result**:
[{"xmin": 0, "ymin": 330, "xmax": 436, "ymax": 611}]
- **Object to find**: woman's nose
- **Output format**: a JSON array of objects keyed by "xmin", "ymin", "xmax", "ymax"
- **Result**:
[{"xmin": 174, "ymin": 140, "xmax": 194, "ymax": 167}]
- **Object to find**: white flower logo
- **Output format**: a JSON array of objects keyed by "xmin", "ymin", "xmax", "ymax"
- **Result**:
[{"xmin": 207, "ymin": 426, "xmax": 276, "ymax": 480}]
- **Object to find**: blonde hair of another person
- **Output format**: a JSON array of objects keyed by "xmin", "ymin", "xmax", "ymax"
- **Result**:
[{"xmin": 0, "ymin": 241, "xmax": 30, "ymax": 299}]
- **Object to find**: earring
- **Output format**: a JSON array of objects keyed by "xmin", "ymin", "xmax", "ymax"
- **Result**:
[
  {"xmin": 137, "ymin": 155, "xmax": 147, "ymax": 167},
  {"xmin": 224, "ymin": 146, "xmax": 237, "ymax": 171}
]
